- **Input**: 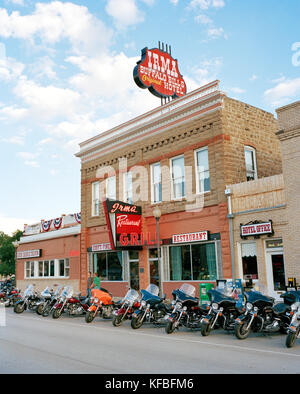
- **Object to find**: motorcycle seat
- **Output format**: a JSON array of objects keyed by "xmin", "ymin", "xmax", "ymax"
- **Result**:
[{"xmin": 272, "ymin": 303, "xmax": 291, "ymax": 315}]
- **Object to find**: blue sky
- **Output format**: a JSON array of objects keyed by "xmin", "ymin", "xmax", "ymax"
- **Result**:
[{"xmin": 0, "ymin": 0, "xmax": 300, "ymax": 234}]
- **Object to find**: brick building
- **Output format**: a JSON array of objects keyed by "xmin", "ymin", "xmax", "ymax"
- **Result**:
[
  {"xmin": 276, "ymin": 100, "xmax": 300, "ymax": 282},
  {"xmin": 76, "ymin": 81, "xmax": 282, "ymax": 298},
  {"xmin": 15, "ymin": 214, "xmax": 81, "ymax": 292}
]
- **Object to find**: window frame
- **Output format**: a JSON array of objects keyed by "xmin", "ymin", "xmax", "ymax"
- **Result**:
[
  {"xmin": 170, "ymin": 154, "xmax": 186, "ymax": 200},
  {"xmin": 244, "ymin": 146, "xmax": 258, "ymax": 181},
  {"xmin": 150, "ymin": 162, "xmax": 162, "ymax": 204},
  {"xmin": 194, "ymin": 147, "xmax": 210, "ymax": 194},
  {"xmin": 106, "ymin": 175, "xmax": 116, "ymax": 200}
]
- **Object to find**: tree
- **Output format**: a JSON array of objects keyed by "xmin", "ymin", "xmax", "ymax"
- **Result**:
[{"xmin": 0, "ymin": 230, "xmax": 23, "ymax": 275}]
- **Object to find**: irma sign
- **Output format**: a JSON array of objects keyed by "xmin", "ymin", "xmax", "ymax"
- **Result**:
[{"xmin": 133, "ymin": 47, "xmax": 186, "ymax": 99}]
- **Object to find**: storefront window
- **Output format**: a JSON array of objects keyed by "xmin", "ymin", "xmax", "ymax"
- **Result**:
[
  {"xmin": 169, "ymin": 243, "xmax": 217, "ymax": 281},
  {"xmin": 128, "ymin": 250, "xmax": 139, "ymax": 290},
  {"xmin": 241, "ymin": 243, "xmax": 258, "ymax": 279},
  {"xmin": 93, "ymin": 252, "xmax": 123, "ymax": 281}
]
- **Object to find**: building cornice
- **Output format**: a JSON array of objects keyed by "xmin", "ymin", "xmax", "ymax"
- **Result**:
[
  {"xmin": 276, "ymin": 126, "xmax": 300, "ymax": 141},
  {"xmin": 76, "ymin": 81, "xmax": 224, "ymax": 163},
  {"xmin": 19, "ymin": 225, "xmax": 81, "ymax": 244}
]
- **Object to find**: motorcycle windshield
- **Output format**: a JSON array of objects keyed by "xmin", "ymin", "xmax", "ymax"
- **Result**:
[
  {"xmin": 124, "ymin": 289, "xmax": 139, "ymax": 302},
  {"xmin": 61, "ymin": 286, "xmax": 73, "ymax": 298},
  {"xmin": 179, "ymin": 284, "xmax": 196, "ymax": 298},
  {"xmin": 54, "ymin": 286, "xmax": 63, "ymax": 296},
  {"xmin": 245, "ymin": 290, "xmax": 274, "ymax": 304},
  {"xmin": 208, "ymin": 286, "xmax": 236, "ymax": 303},
  {"xmin": 41, "ymin": 287, "xmax": 51, "ymax": 297},
  {"xmin": 145, "ymin": 284, "xmax": 159, "ymax": 296},
  {"xmin": 23, "ymin": 284, "xmax": 34, "ymax": 296}
]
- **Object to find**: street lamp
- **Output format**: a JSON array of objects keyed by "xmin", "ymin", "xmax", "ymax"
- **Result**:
[{"xmin": 153, "ymin": 206, "xmax": 162, "ymax": 296}]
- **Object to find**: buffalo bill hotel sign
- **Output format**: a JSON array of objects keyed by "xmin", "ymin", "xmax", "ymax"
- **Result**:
[{"xmin": 133, "ymin": 46, "xmax": 186, "ymax": 99}]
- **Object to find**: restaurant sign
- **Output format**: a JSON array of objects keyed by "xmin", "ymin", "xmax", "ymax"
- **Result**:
[
  {"xmin": 172, "ymin": 231, "xmax": 208, "ymax": 244},
  {"xmin": 17, "ymin": 249, "xmax": 41, "ymax": 259},
  {"xmin": 103, "ymin": 199, "xmax": 142, "ymax": 250},
  {"xmin": 133, "ymin": 47, "xmax": 186, "ymax": 99},
  {"xmin": 240, "ymin": 221, "xmax": 273, "ymax": 238}
]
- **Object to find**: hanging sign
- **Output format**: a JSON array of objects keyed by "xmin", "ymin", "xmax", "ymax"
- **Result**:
[
  {"xmin": 17, "ymin": 249, "xmax": 41, "ymax": 259},
  {"xmin": 240, "ymin": 221, "xmax": 273, "ymax": 238},
  {"xmin": 133, "ymin": 47, "xmax": 186, "ymax": 99},
  {"xmin": 103, "ymin": 199, "xmax": 142, "ymax": 250}
]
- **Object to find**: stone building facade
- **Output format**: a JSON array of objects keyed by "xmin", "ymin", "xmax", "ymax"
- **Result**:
[
  {"xmin": 276, "ymin": 100, "xmax": 300, "ymax": 281},
  {"xmin": 76, "ymin": 81, "xmax": 282, "ymax": 298}
]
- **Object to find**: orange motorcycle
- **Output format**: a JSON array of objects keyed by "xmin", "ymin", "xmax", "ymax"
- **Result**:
[{"xmin": 85, "ymin": 288, "xmax": 115, "ymax": 323}]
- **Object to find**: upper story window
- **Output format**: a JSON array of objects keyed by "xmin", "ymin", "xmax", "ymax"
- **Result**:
[
  {"xmin": 106, "ymin": 176, "xmax": 116, "ymax": 200},
  {"xmin": 244, "ymin": 146, "xmax": 257, "ymax": 181},
  {"xmin": 150, "ymin": 162, "xmax": 162, "ymax": 203},
  {"xmin": 124, "ymin": 171, "xmax": 133, "ymax": 204},
  {"xmin": 195, "ymin": 147, "xmax": 210, "ymax": 193},
  {"xmin": 92, "ymin": 181, "xmax": 100, "ymax": 216},
  {"xmin": 170, "ymin": 155, "xmax": 185, "ymax": 200}
]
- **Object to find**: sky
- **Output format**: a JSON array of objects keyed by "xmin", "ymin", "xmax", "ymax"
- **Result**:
[{"xmin": 0, "ymin": 0, "xmax": 300, "ymax": 235}]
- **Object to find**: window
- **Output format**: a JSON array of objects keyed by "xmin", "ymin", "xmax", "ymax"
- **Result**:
[
  {"xmin": 124, "ymin": 171, "xmax": 133, "ymax": 204},
  {"xmin": 241, "ymin": 243, "xmax": 258, "ymax": 280},
  {"xmin": 170, "ymin": 155, "xmax": 185, "ymax": 199},
  {"xmin": 25, "ymin": 261, "xmax": 35, "ymax": 278},
  {"xmin": 195, "ymin": 147, "xmax": 210, "ymax": 193},
  {"xmin": 168, "ymin": 243, "xmax": 217, "ymax": 281},
  {"xmin": 92, "ymin": 181, "xmax": 100, "ymax": 216},
  {"xmin": 93, "ymin": 252, "xmax": 123, "ymax": 281},
  {"xmin": 59, "ymin": 259, "xmax": 70, "ymax": 277},
  {"xmin": 148, "ymin": 248, "xmax": 160, "ymax": 287},
  {"xmin": 151, "ymin": 162, "xmax": 162, "ymax": 203},
  {"xmin": 106, "ymin": 176, "xmax": 116, "ymax": 200},
  {"xmin": 244, "ymin": 146, "xmax": 257, "ymax": 181},
  {"xmin": 38, "ymin": 260, "xmax": 55, "ymax": 277}
]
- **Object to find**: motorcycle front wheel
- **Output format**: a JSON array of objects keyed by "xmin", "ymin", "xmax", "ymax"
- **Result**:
[
  {"xmin": 131, "ymin": 314, "xmax": 144, "ymax": 329},
  {"xmin": 286, "ymin": 331, "xmax": 297, "ymax": 348},
  {"xmin": 235, "ymin": 322, "xmax": 250, "ymax": 340},
  {"xmin": 52, "ymin": 309, "xmax": 62, "ymax": 319},
  {"xmin": 201, "ymin": 321, "xmax": 212, "ymax": 336},
  {"xmin": 36, "ymin": 304, "xmax": 45, "ymax": 315},
  {"xmin": 85, "ymin": 310, "xmax": 96, "ymax": 323},
  {"xmin": 14, "ymin": 303, "xmax": 25, "ymax": 314},
  {"xmin": 112, "ymin": 314, "xmax": 123, "ymax": 327},
  {"xmin": 165, "ymin": 320, "xmax": 177, "ymax": 334}
]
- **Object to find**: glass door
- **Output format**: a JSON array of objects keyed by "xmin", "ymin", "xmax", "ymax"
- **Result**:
[
  {"xmin": 128, "ymin": 251, "xmax": 139, "ymax": 290},
  {"xmin": 266, "ymin": 248, "xmax": 286, "ymax": 299}
]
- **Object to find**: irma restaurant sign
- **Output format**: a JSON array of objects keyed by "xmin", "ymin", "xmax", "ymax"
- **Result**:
[{"xmin": 133, "ymin": 46, "xmax": 186, "ymax": 99}]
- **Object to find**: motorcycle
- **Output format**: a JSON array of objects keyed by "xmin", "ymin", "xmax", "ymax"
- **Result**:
[
  {"xmin": 52, "ymin": 286, "xmax": 90, "ymax": 319},
  {"xmin": 112, "ymin": 289, "xmax": 141, "ymax": 327},
  {"xmin": 200, "ymin": 284, "xmax": 243, "ymax": 336},
  {"xmin": 14, "ymin": 284, "xmax": 41, "ymax": 314},
  {"xmin": 131, "ymin": 284, "xmax": 169, "ymax": 329},
  {"xmin": 165, "ymin": 283, "xmax": 210, "ymax": 334},
  {"xmin": 286, "ymin": 298, "xmax": 300, "ymax": 348},
  {"xmin": 234, "ymin": 287, "xmax": 300, "ymax": 340},
  {"xmin": 85, "ymin": 288, "xmax": 116, "ymax": 323},
  {"xmin": 36, "ymin": 286, "xmax": 55, "ymax": 315},
  {"xmin": 40, "ymin": 285, "xmax": 63, "ymax": 317},
  {"xmin": 0, "ymin": 283, "xmax": 21, "ymax": 308}
]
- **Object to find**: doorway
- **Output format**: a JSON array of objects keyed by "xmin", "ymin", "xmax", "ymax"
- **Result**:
[
  {"xmin": 265, "ymin": 244, "xmax": 286, "ymax": 299},
  {"xmin": 128, "ymin": 250, "xmax": 139, "ymax": 290}
]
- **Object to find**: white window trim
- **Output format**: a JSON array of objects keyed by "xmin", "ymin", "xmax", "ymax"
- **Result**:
[
  {"xmin": 92, "ymin": 181, "xmax": 100, "ymax": 216},
  {"xmin": 244, "ymin": 146, "xmax": 258, "ymax": 181},
  {"xmin": 194, "ymin": 147, "xmax": 210, "ymax": 194},
  {"xmin": 150, "ymin": 162, "xmax": 162, "ymax": 204},
  {"xmin": 24, "ymin": 259, "xmax": 70, "ymax": 279},
  {"xmin": 170, "ymin": 154, "xmax": 186, "ymax": 200},
  {"xmin": 106, "ymin": 176, "xmax": 116, "ymax": 200},
  {"xmin": 123, "ymin": 171, "xmax": 133, "ymax": 204}
]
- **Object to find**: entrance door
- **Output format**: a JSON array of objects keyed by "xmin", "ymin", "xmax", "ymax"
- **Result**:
[
  {"xmin": 266, "ymin": 250, "xmax": 286, "ymax": 299},
  {"xmin": 128, "ymin": 251, "xmax": 139, "ymax": 290}
]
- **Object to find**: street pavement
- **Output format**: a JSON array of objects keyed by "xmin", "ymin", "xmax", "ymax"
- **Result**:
[{"xmin": 0, "ymin": 308, "xmax": 300, "ymax": 374}]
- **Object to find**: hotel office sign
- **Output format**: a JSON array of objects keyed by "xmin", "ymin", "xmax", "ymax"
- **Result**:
[
  {"xmin": 133, "ymin": 46, "xmax": 186, "ymax": 99},
  {"xmin": 240, "ymin": 221, "xmax": 273, "ymax": 239}
]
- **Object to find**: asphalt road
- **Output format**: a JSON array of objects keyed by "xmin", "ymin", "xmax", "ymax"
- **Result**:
[{"xmin": 0, "ymin": 308, "xmax": 300, "ymax": 374}]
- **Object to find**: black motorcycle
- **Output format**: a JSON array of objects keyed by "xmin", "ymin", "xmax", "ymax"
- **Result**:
[
  {"xmin": 165, "ymin": 284, "xmax": 209, "ymax": 334},
  {"xmin": 200, "ymin": 285, "xmax": 243, "ymax": 336},
  {"xmin": 234, "ymin": 289, "xmax": 300, "ymax": 340},
  {"xmin": 131, "ymin": 284, "xmax": 169, "ymax": 329},
  {"xmin": 14, "ymin": 284, "xmax": 41, "ymax": 314}
]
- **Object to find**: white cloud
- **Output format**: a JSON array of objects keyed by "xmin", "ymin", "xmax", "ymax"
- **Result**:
[
  {"xmin": 0, "ymin": 213, "xmax": 37, "ymax": 235},
  {"xmin": 264, "ymin": 77, "xmax": 300, "ymax": 107},
  {"xmin": 230, "ymin": 87, "xmax": 246, "ymax": 94},
  {"xmin": 195, "ymin": 14, "xmax": 213, "ymax": 24},
  {"xmin": 189, "ymin": 0, "xmax": 225, "ymax": 10},
  {"xmin": 2, "ymin": 135, "xmax": 25, "ymax": 145},
  {"xmin": 170, "ymin": 0, "xmax": 179, "ymax": 4},
  {"xmin": 105, "ymin": 0, "xmax": 144, "ymax": 28},
  {"xmin": 0, "ymin": 105, "xmax": 28, "ymax": 121},
  {"xmin": 207, "ymin": 27, "xmax": 227, "ymax": 39},
  {"xmin": 0, "ymin": 57, "xmax": 24, "ymax": 82},
  {"xmin": 0, "ymin": 2, "xmax": 113, "ymax": 54}
]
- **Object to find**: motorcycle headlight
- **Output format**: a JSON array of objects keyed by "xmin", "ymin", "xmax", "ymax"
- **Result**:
[
  {"xmin": 246, "ymin": 302, "xmax": 253, "ymax": 311},
  {"xmin": 212, "ymin": 303, "xmax": 219, "ymax": 310},
  {"xmin": 141, "ymin": 300, "xmax": 146, "ymax": 307},
  {"xmin": 94, "ymin": 298, "xmax": 99, "ymax": 303},
  {"xmin": 175, "ymin": 302, "xmax": 183, "ymax": 310}
]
